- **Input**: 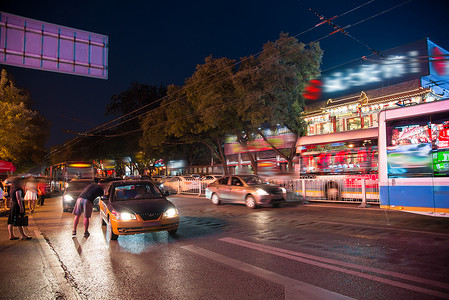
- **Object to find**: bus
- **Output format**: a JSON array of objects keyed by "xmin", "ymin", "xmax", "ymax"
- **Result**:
[
  {"xmin": 378, "ymin": 100, "xmax": 449, "ymax": 216},
  {"xmin": 296, "ymin": 128, "xmax": 379, "ymax": 202},
  {"xmin": 45, "ymin": 161, "xmax": 94, "ymax": 194}
]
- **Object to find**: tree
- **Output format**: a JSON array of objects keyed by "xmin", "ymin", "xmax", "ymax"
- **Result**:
[
  {"xmin": 140, "ymin": 56, "xmax": 239, "ymax": 175},
  {"xmin": 0, "ymin": 69, "xmax": 49, "ymax": 172},
  {"xmin": 233, "ymin": 33, "xmax": 323, "ymax": 171},
  {"xmin": 105, "ymin": 82, "xmax": 167, "ymax": 158}
]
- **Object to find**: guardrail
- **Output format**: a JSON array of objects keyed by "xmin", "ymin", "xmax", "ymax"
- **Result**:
[
  {"xmin": 268, "ymin": 178, "xmax": 379, "ymax": 204},
  {"xmin": 163, "ymin": 177, "xmax": 213, "ymax": 196},
  {"xmin": 163, "ymin": 176, "xmax": 379, "ymax": 206}
]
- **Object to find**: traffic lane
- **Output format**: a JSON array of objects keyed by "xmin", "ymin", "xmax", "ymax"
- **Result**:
[
  {"xmin": 168, "ymin": 195, "xmax": 449, "ymax": 285},
  {"xmin": 186, "ymin": 236, "xmax": 449, "ymax": 299},
  {"xmin": 32, "ymin": 197, "xmax": 286, "ymax": 299},
  {"xmin": 32, "ymin": 195, "xmax": 449, "ymax": 299}
]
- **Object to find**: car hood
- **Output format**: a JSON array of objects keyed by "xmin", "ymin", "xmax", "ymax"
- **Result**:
[
  {"xmin": 110, "ymin": 198, "xmax": 171, "ymax": 213},
  {"xmin": 63, "ymin": 189, "xmax": 85, "ymax": 196}
]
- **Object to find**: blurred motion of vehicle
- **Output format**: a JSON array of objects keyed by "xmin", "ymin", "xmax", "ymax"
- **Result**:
[
  {"xmin": 161, "ymin": 175, "xmax": 201, "ymax": 193},
  {"xmin": 45, "ymin": 161, "xmax": 94, "ymax": 194},
  {"xmin": 205, "ymin": 175, "xmax": 286, "ymax": 208},
  {"xmin": 379, "ymin": 100, "xmax": 449, "ymax": 217},
  {"xmin": 99, "ymin": 180, "xmax": 179, "ymax": 240},
  {"xmin": 62, "ymin": 179, "xmax": 96, "ymax": 212}
]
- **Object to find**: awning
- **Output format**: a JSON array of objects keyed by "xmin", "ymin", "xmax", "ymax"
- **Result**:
[{"xmin": 0, "ymin": 160, "xmax": 16, "ymax": 173}]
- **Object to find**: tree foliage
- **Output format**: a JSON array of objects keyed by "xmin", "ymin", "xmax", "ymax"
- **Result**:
[
  {"xmin": 140, "ymin": 33, "xmax": 322, "ymax": 174},
  {"xmin": 0, "ymin": 69, "xmax": 49, "ymax": 172},
  {"xmin": 234, "ymin": 33, "xmax": 323, "ymax": 171},
  {"xmin": 140, "ymin": 57, "xmax": 239, "ymax": 174}
]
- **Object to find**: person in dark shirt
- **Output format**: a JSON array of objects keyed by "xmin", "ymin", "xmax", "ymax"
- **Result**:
[{"xmin": 72, "ymin": 183, "xmax": 103, "ymax": 238}]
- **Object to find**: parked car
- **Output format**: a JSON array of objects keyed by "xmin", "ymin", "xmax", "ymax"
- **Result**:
[
  {"xmin": 205, "ymin": 175, "xmax": 287, "ymax": 208},
  {"xmin": 62, "ymin": 179, "xmax": 96, "ymax": 212},
  {"xmin": 99, "ymin": 180, "xmax": 179, "ymax": 240},
  {"xmin": 161, "ymin": 176, "xmax": 201, "ymax": 192}
]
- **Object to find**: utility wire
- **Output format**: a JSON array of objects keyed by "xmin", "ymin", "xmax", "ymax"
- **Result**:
[{"xmin": 48, "ymin": 0, "xmax": 415, "ymax": 158}]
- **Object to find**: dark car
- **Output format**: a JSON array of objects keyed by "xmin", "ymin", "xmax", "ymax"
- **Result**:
[
  {"xmin": 99, "ymin": 180, "xmax": 179, "ymax": 241},
  {"xmin": 62, "ymin": 179, "xmax": 96, "ymax": 212},
  {"xmin": 205, "ymin": 175, "xmax": 287, "ymax": 208}
]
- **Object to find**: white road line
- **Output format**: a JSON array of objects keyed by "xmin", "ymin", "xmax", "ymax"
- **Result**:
[
  {"xmin": 29, "ymin": 216, "xmax": 81, "ymax": 299},
  {"xmin": 318, "ymin": 220, "xmax": 449, "ymax": 237},
  {"xmin": 220, "ymin": 237, "xmax": 449, "ymax": 299},
  {"xmin": 181, "ymin": 245, "xmax": 354, "ymax": 300}
]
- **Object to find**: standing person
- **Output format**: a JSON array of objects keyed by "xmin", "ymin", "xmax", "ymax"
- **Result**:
[
  {"xmin": 24, "ymin": 177, "xmax": 38, "ymax": 213},
  {"xmin": 37, "ymin": 178, "xmax": 46, "ymax": 206},
  {"xmin": 3, "ymin": 179, "xmax": 11, "ymax": 209},
  {"xmin": 7, "ymin": 178, "xmax": 32, "ymax": 240},
  {"xmin": 72, "ymin": 183, "xmax": 103, "ymax": 238}
]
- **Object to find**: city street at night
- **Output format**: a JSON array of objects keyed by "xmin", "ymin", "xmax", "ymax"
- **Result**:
[{"xmin": 1, "ymin": 195, "xmax": 448, "ymax": 299}]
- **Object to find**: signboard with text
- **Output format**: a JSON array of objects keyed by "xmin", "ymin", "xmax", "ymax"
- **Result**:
[
  {"xmin": 304, "ymin": 39, "xmax": 433, "ymax": 102},
  {"xmin": 0, "ymin": 12, "xmax": 108, "ymax": 79}
]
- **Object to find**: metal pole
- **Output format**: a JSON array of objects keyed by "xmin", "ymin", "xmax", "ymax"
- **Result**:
[{"xmin": 358, "ymin": 178, "xmax": 370, "ymax": 208}]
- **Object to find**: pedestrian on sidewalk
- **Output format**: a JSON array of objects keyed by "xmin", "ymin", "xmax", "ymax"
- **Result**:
[
  {"xmin": 24, "ymin": 177, "xmax": 38, "ymax": 213},
  {"xmin": 37, "ymin": 178, "xmax": 46, "ymax": 206},
  {"xmin": 72, "ymin": 183, "xmax": 103, "ymax": 238},
  {"xmin": 7, "ymin": 178, "xmax": 32, "ymax": 240},
  {"xmin": 2, "ymin": 179, "xmax": 11, "ymax": 210}
]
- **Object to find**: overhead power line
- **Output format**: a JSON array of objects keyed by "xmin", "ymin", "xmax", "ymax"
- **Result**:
[{"xmin": 47, "ymin": 0, "xmax": 415, "ymax": 158}]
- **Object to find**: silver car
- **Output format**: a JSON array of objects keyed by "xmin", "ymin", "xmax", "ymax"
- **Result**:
[{"xmin": 205, "ymin": 175, "xmax": 287, "ymax": 208}]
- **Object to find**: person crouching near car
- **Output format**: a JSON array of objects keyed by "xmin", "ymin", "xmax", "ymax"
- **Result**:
[
  {"xmin": 7, "ymin": 178, "xmax": 32, "ymax": 240},
  {"xmin": 72, "ymin": 183, "xmax": 103, "ymax": 238}
]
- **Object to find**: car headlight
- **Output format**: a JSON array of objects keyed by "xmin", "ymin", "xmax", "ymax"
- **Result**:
[
  {"xmin": 280, "ymin": 188, "xmax": 287, "ymax": 194},
  {"xmin": 163, "ymin": 208, "xmax": 178, "ymax": 218},
  {"xmin": 116, "ymin": 212, "xmax": 137, "ymax": 221},
  {"xmin": 256, "ymin": 189, "xmax": 269, "ymax": 196},
  {"xmin": 63, "ymin": 194, "xmax": 74, "ymax": 202}
]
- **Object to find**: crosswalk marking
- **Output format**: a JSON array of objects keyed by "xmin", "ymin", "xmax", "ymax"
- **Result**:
[
  {"xmin": 181, "ymin": 245, "xmax": 354, "ymax": 300},
  {"xmin": 220, "ymin": 237, "xmax": 449, "ymax": 298}
]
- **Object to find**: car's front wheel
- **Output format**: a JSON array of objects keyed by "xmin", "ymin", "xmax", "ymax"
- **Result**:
[
  {"xmin": 168, "ymin": 228, "xmax": 178, "ymax": 235},
  {"xmin": 211, "ymin": 193, "xmax": 221, "ymax": 205},
  {"xmin": 108, "ymin": 218, "xmax": 118, "ymax": 241},
  {"xmin": 245, "ymin": 195, "xmax": 257, "ymax": 209}
]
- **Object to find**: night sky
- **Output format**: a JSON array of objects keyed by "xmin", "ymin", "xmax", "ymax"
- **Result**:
[{"xmin": 1, "ymin": 0, "xmax": 448, "ymax": 148}]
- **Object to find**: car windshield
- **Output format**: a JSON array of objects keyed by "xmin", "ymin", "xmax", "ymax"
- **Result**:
[
  {"xmin": 240, "ymin": 176, "xmax": 268, "ymax": 185},
  {"xmin": 113, "ymin": 183, "xmax": 163, "ymax": 201},
  {"xmin": 67, "ymin": 181, "xmax": 93, "ymax": 191}
]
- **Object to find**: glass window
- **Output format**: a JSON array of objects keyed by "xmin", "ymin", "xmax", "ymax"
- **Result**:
[
  {"xmin": 231, "ymin": 177, "xmax": 243, "ymax": 186},
  {"xmin": 385, "ymin": 113, "xmax": 448, "ymax": 178},
  {"xmin": 218, "ymin": 177, "xmax": 228, "ymax": 185},
  {"xmin": 347, "ymin": 118, "xmax": 361, "ymax": 130}
]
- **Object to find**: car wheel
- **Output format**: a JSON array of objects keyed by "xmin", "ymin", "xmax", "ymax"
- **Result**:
[
  {"xmin": 108, "ymin": 218, "xmax": 118, "ymax": 241},
  {"xmin": 211, "ymin": 193, "xmax": 221, "ymax": 205},
  {"xmin": 168, "ymin": 228, "xmax": 178, "ymax": 235},
  {"xmin": 245, "ymin": 195, "xmax": 257, "ymax": 209},
  {"xmin": 272, "ymin": 203, "xmax": 280, "ymax": 208}
]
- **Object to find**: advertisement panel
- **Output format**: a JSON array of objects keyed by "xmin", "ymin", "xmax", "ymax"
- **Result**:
[
  {"xmin": 304, "ymin": 39, "xmax": 431, "ymax": 102},
  {"xmin": 0, "ymin": 12, "xmax": 108, "ymax": 79}
]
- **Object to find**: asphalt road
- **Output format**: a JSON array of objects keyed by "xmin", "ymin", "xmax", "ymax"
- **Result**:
[{"xmin": 1, "ymin": 195, "xmax": 449, "ymax": 299}]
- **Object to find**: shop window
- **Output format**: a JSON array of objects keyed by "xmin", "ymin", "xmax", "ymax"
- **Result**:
[{"xmin": 347, "ymin": 118, "xmax": 362, "ymax": 130}]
